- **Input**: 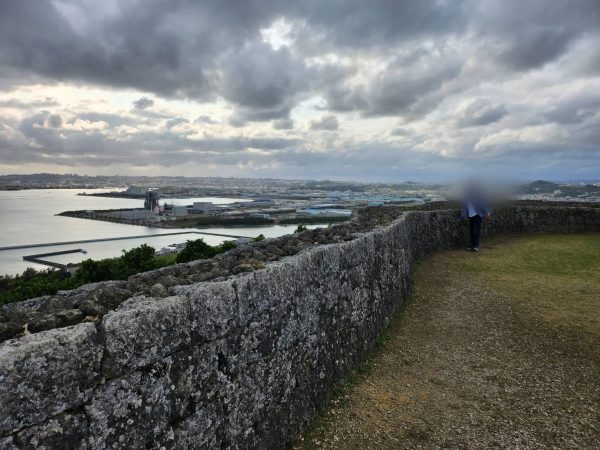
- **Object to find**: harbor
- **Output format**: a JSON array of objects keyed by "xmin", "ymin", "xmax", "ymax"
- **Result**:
[{"xmin": 0, "ymin": 189, "xmax": 321, "ymax": 275}]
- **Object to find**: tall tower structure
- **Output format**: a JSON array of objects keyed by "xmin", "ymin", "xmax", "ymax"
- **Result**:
[{"xmin": 144, "ymin": 188, "xmax": 160, "ymax": 210}]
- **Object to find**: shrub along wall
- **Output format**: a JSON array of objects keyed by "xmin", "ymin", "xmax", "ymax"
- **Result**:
[{"xmin": 0, "ymin": 206, "xmax": 599, "ymax": 449}]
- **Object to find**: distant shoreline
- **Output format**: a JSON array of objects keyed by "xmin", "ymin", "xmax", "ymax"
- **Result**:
[
  {"xmin": 0, "ymin": 186, "xmax": 115, "ymax": 191},
  {"xmin": 76, "ymin": 191, "xmax": 250, "ymax": 200},
  {"xmin": 58, "ymin": 209, "xmax": 350, "ymax": 229}
]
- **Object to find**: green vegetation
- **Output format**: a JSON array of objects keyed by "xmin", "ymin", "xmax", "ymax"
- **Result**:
[
  {"xmin": 0, "ymin": 238, "xmax": 239, "ymax": 306},
  {"xmin": 295, "ymin": 224, "xmax": 308, "ymax": 233},
  {"xmin": 176, "ymin": 238, "xmax": 237, "ymax": 263},
  {"xmin": 456, "ymin": 233, "xmax": 600, "ymax": 336},
  {"xmin": 252, "ymin": 234, "xmax": 266, "ymax": 242},
  {"xmin": 0, "ymin": 268, "xmax": 74, "ymax": 307},
  {"xmin": 153, "ymin": 253, "xmax": 178, "ymax": 266},
  {"xmin": 171, "ymin": 216, "xmax": 275, "ymax": 228},
  {"xmin": 74, "ymin": 244, "xmax": 163, "ymax": 283}
]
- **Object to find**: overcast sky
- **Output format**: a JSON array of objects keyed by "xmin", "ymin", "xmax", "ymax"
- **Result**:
[{"xmin": 0, "ymin": 0, "xmax": 599, "ymax": 181}]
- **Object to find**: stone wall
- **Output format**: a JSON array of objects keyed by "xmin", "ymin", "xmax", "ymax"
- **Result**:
[{"xmin": 1, "ymin": 206, "xmax": 599, "ymax": 449}]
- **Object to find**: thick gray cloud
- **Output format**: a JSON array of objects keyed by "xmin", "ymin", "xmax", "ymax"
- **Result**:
[
  {"xmin": 327, "ymin": 50, "xmax": 462, "ymax": 118},
  {"xmin": 165, "ymin": 117, "xmax": 188, "ymax": 129},
  {"xmin": 473, "ymin": 0, "xmax": 600, "ymax": 70},
  {"xmin": 77, "ymin": 112, "xmax": 136, "ymax": 127},
  {"xmin": 195, "ymin": 115, "xmax": 216, "ymax": 125},
  {"xmin": 544, "ymin": 94, "xmax": 600, "ymax": 125},
  {"xmin": 132, "ymin": 97, "xmax": 154, "ymax": 110},
  {"xmin": 310, "ymin": 115, "xmax": 339, "ymax": 131},
  {"xmin": 46, "ymin": 113, "xmax": 63, "ymax": 128},
  {"xmin": 273, "ymin": 118, "xmax": 294, "ymax": 130},
  {"xmin": 0, "ymin": 97, "xmax": 58, "ymax": 109},
  {"xmin": 0, "ymin": 0, "xmax": 599, "ymax": 180},
  {"xmin": 1, "ymin": 0, "xmax": 598, "ymax": 109},
  {"xmin": 0, "ymin": 111, "xmax": 301, "ymax": 168},
  {"xmin": 458, "ymin": 101, "xmax": 507, "ymax": 128}
]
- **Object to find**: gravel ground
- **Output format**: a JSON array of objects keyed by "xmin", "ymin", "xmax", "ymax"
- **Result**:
[{"xmin": 296, "ymin": 234, "xmax": 600, "ymax": 449}]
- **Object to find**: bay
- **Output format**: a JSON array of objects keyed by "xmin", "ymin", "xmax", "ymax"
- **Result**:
[{"xmin": 0, "ymin": 189, "xmax": 316, "ymax": 275}]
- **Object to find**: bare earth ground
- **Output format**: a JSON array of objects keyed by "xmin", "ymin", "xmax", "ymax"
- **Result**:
[{"xmin": 296, "ymin": 233, "xmax": 600, "ymax": 449}]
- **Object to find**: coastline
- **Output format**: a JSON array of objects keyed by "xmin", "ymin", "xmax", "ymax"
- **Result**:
[{"xmin": 57, "ymin": 210, "xmax": 350, "ymax": 228}]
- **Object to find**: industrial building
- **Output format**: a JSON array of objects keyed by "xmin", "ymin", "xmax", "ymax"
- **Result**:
[
  {"xmin": 298, "ymin": 208, "xmax": 352, "ymax": 217},
  {"xmin": 144, "ymin": 189, "xmax": 160, "ymax": 210},
  {"xmin": 191, "ymin": 202, "xmax": 217, "ymax": 213},
  {"xmin": 126, "ymin": 186, "xmax": 147, "ymax": 196}
]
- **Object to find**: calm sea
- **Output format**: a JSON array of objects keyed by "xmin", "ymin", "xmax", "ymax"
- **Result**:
[{"xmin": 0, "ymin": 189, "xmax": 315, "ymax": 276}]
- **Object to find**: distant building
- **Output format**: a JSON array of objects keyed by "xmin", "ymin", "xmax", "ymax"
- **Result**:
[
  {"xmin": 144, "ymin": 189, "xmax": 160, "ymax": 210},
  {"xmin": 252, "ymin": 198, "xmax": 274, "ymax": 205},
  {"xmin": 309, "ymin": 203, "xmax": 343, "ymax": 209},
  {"xmin": 191, "ymin": 202, "xmax": 216, "ymax": 213},
  {"xmin": 248, "ymin": 212, "xmax": 270, "ymax": 219},
  {"xmin": 126, "ymin": 186, "xmax": 146, "ymax": 196},
  {"xmin": 298, "ymin": 208, "xmax": 352, "ymax": 217},
  {"xmin": 103, "ymin": 209, "xmax": 157, "ymax": 221},
  {"xmin": 171, "ymin": 205, "xmax": 188, "ymax": 217},
  {"xmin": 236, "ymin": 199, "xmax": 273, "ymax": 207}
]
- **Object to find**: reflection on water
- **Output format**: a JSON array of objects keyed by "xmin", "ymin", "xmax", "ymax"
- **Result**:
[{"xmin": 0, "ymin": 189, "xmax": 317, "ymax": 275}]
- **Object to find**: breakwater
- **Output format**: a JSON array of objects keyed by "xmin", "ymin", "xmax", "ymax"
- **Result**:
[
  {"xmin": 22, "ymin": 249, "xmax": 87, "ymax": 269},
  {"xmin": 0, "ymin": 205, "xmax": 599, "ymax": 448},
  {"xmin": 0, "ymin": 231, "xmax": 250, "ymax": 252}
]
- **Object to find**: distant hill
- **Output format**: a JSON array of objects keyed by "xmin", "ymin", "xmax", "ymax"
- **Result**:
[{"xmin": 519, "ymin": 180, "xmax": 600, "ymax": 198}]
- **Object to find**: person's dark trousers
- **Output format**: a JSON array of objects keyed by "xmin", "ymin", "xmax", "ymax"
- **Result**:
[{"xmin": 469, "ymin": 214, "xmax": 482, "ymax": 249}]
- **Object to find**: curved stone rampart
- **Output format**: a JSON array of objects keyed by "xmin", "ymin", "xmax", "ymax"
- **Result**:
[{"xmin": 0, "ymin": 206, "xmax": 599, "ymax": 449}]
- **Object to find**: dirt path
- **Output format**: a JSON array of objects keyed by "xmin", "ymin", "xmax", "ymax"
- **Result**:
[{"xmin": 296, "ymin": 234, "xmax": 600, "ymax": 449}]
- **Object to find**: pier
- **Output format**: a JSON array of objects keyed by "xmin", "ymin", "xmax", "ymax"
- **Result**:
[
  {"xmin": 22, "ymin": 249, "xmax": 87, "ymax": 269},
  {"xmin": 0, "ymin": 231, "xmax": 251, "ymax": 252}
]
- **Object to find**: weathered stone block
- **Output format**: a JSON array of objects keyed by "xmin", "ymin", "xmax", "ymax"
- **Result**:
[
  {"xmin": 13, "ymin": 411, "xmax": 88, "ymax": 450},
  {"xmin": 169, "ymin": 342, "xmax": 223, "ymax": 421},
  {"xmin": 173, "ymin": 401, "xmax": 222, "ymax": 449},
  {"xmin": 86, "ymin": 362, "xmax": 171, "ymax": 449},
  {"xmin": 172, "ymin": 281, "xmax": 238, "ymax": 342},
  {"xmin": 0, "ymin": 436, "xmax": 16, "ymax": 449},
  {"xmin": 0, "ymin": 323, "xmax": 101, "ymax": 435},
  {"xmin": 101, "ymin": 295, "xmax": 191, "ymax": 378}
]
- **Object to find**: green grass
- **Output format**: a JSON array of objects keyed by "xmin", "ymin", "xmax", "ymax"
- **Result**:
[
  {"xmin": 153, "ymin": 253, "xmax": 178, "ymax": 266},
  {"xmin": 455, "ymin": 233, "xmax": 600, "ymax": 337}
]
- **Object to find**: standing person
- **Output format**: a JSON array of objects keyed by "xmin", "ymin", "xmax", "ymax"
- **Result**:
[{"xmin": 462, "ymin": 186, "xmax": 491, "ymax": 252}]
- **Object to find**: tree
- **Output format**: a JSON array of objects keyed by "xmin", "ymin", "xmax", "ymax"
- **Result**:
[
  {"xmin": 295, "ymin": 224, "xmax": 308, "ymax": 233},
  {"xmin": 176, "ymin": 238, "xmax": 216, "ymax": 263},
  {"xmin": 120, "ymin": 244, "xmax": 156, "ymax": 275},
  {"xmin": 75, "ymin": 244, "xmax": 157, "ymax": 282},
  {"xmin": 215, "ymin": 240, "xmax": 237, "ymax": 253},
  {"xmin": 75, "ymin": 258, "xmax": 116, "ymax": 283},
  {"xmin": 252, "ymin": 234, "xmax": 265, "ymax": 242}
]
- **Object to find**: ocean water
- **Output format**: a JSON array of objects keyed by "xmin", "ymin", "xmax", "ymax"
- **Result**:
[{"xmin": 0, "ymin": 189, "xmax": 315, "ymax": 276}]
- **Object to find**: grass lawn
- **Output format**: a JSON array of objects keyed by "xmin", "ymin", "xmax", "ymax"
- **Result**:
[
  {"xmin": 459, "ymin": 233, "xmax": 600, "ymax": 338},
  {"xmin": 153, "ymin": 253, "xmax": 178, "ymax": 266}
]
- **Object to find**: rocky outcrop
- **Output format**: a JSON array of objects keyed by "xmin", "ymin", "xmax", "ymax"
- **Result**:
[{"xmin": 0, "ymin": 205, "xmax": 599, "ymax": 449}]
